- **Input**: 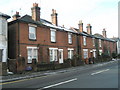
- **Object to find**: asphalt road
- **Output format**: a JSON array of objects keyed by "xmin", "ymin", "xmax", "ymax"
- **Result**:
[{"xmin": 1, "ymin": 60, "xmax": 119, "ymax": 90}]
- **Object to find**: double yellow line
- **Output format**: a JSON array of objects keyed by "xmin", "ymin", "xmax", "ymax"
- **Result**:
[{"xmin": 0, "ymin": 75, "xmax": 47, "ymax": 85}]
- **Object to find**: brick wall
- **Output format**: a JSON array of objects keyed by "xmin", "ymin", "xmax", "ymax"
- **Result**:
[{"xmin": 9, "ymin": 22, "xmax": 77, "ymax": 65}]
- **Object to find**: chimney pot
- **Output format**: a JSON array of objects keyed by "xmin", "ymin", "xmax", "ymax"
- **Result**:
[
  {"xmin": 33, "ymin": 3, "xmax": 38, "ymax": 7},
  {"xmin": 86, "ymin": 23, "xmax": 92, "ymax": 34},
  {"xmin": 78, "ymin": 20, "xmax": 83, "ymax": 33},
  {"xmin": 12, "ymin": 11, "xmax": 20, "ymax": 20},
  {"xmin": 102, "ymin": 28, "xmax": 107, "ymax": 38},
  {"xmin": 51, "ymin": 9, "xmax": 58, "ymax": 26},
  {"xmin": 79, "ymin": 20, "xmax": 82, "ymax": 24},
  {"xmin": 31, "ymin": 3, "xmax": 40, "ymax": 21}
]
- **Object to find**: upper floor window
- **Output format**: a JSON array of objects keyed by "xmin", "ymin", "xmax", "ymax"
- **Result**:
[
  {"xmin": 83, "ymin": 36, "xmax": 86, "ymax": 46},
  {"xmin": 99, "ymin": 39, "xmax": 102, "ymax": 47},
  {"xmin": 0, "ymin": 19, "xmax": 7, "ymax": 36},
  {"xmin": 93, "ymin": 38, "xmax": 95, "ymax": 46},
  {"xmin": 51, "ymin": 29, "xmax": 56, "ymax": 42},
  {"xmin": 68, "ymin": 33, "xmax": 72, "ymax": 44},
  {"xmin": 29, "ymin": 25, "xmax": 36, "ymax": 40}
]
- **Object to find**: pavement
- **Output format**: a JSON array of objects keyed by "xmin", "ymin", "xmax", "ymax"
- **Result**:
[{"xmin": 0, "ymin": 59, "xmax": 119, "ymax": 83}]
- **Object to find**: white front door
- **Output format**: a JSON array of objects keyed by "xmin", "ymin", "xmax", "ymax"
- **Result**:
[{"xmin": 59, "ymin": 49, "xmax": 63, "ymax": 63}]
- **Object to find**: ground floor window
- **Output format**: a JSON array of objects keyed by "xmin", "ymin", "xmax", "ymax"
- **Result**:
[
  {"xmin": 99, "ymin": 50, "xmax": 103, "ymax": 55},
  {"xmin": 68, "ymin": 48, "xmax": 74, "ymax": 59},
  {"xmin": 0, "ymin": 49, "xmax": 3, "ymax": 62},
  {"xmin": 27, "ymin": 47, "xmax": 38, "ymax": 63},
  {"xmin": 83, "ymin": 49, "xmax": 88, "ymax": 59},
  {"xmin": 49, "ymin": 48, "xmax": 58, "ymax": 62}
]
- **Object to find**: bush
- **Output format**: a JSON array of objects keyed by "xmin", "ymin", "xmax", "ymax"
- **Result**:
[
  {"xmin": 102, "ymin": 53, "xmax": 110, "ymax": 58},
  {"xmin": 112, "ymin": 52, "xmax": 117, "ymax": 59}
]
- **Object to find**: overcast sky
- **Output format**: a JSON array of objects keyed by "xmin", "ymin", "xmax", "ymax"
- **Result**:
[{"xmin": 0, "ymin": 0, "xmax": 119, "ymax": 38}]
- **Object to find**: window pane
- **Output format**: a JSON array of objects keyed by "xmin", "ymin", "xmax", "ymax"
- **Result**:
[
  {"xmin": 83, "ymin": 36, "xmax": 86, "ymax": 46},
  {"xmin": 68, "ymin": 50, "xmax": 70, "ymax": 59},
  {"xmin": 33, "ymin": 49, "xmax": 38, "ymax": 59},
  {"xmin": 28, "ymin": 49, "xmax": 32, "ymax": 63},
  {"xmin": 2, "ymin": 19, "xmax": 7, "ymax": 35},
  {"xmin": 54, "ymin": 50, "xmax": 57, "ymax": 61},
  {"xmin": 51, "ymin": 30, "xmax": 56, "ymax": 42},
  {"xmin": 50, "ymin": 50, "xmax": 53, "ymax": 62},
  {"xmin": 71, "ymin": 50, "xmax": 73, "ymax": 59},
  {"xmin": 83, "ymin": 50, "xmax": 88, "ymax": 59},
  {"xmin": 29, "ymin": 26, "xmax": 36, "ymax": 40},
  {"xmin": 68, "ymin": 33, "xmax": 72, "ymax": 44}
]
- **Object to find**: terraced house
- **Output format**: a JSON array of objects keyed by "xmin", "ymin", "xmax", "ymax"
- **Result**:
[{"xmin": 8, "ymin": 3, "xmax": 117, "ymax": 72}]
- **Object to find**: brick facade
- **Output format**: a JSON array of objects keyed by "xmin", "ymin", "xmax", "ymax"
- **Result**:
[{"xmin": 8, "ymin": 3, "xmax": 117, "ymax": 71}]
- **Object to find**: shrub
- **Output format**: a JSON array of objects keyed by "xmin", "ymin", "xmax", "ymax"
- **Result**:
[{"xmin": 112, "ymin": 52, "xmax": 117, "ymax": 59}]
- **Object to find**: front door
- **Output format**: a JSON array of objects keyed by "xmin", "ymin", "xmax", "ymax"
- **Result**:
[
  {"xmin": 0, "ymin": 49, "xmax": 3, "ymax": 62},
  {"xmin": 59, "ymin": 49, "xmax": 63, "ymax": 63}
]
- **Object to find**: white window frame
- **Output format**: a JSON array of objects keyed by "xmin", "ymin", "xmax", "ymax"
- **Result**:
[
  {"xmin": 68, "ymin": 33, "xmax": 72, "ymax": 44},
  {"xmin": 83, "ymin": 36, "xmax": 87, "ymax": 46},
  {"xmin": 28, "ymin": 24, "xmax": 37, "ymax": 40},
  {"xmin": 58, "ymin": 49, "xmax": 64, "ymax": 63},
  {"xmin": 99, "ymin": 50, "xmax": 103, "ymax": 55},
  {"xmin": 93, "ymin": 49, "xmax": 96, "ymax": 58},
  {"xmin": 68, "ymin": 48, "xmax": 74, "ymax": 59},
  {"xmin": 49, "ymin": 48, "xmax": 58, "ymax": 62},
  {"xmin": 93, "ymin": 38, "xmax": 95, "ymax": 46},
  {"xmin": 27, "ymin": 46, "xmax": 38, "ymax": 63},
  {"xmin": 83, "ymin": 49, "xmax": 88, "ymax": 59},
  {"xmin": 99, "ymin": 39, "xmax": 102, "ymax": 47},
  {"xmin": 50, "ymin": 29, "xmax": 56, "ymax": 42},
  {"xmin": 0, "ymin": 18, "xmax": 7, "ymax": 36}
]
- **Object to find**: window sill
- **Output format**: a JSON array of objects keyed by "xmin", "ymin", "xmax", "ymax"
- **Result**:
[
  {"xmin": 68, "ymin": 43, "xmax": 72, "ymax": 45},
  {"xmin": 29, "ymin": 39, "xmax": 37, "ymax": 41},
  {"xmin": 51, "ymin": 41, "xmax": 56, "ymax": 43}
]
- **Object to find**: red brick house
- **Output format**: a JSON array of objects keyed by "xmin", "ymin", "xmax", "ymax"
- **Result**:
[
  {"xmin": 8, "ymin": 3, "xmax": 78, "ymax": 66},
  {"xmin": 8, "ymin": 3, "xmax": 117, "ymax": 71},
  {"xmin": 72, "ymin": 21, "xmax": 117, "ymax": 63}
]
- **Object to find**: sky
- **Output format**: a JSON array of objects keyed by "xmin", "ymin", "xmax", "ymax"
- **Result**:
[{"xmin": 0, "ymin": 0, "xmax": 119, "ymax": 38}]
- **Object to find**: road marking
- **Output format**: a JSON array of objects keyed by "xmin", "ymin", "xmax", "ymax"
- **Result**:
[
  {"xmin": 41, "ymin": 78, "xmax": 77, "ymax": 89},
  {"xmin": 91, "ymin": 69, "xmax": 110, "ymax": 76},
  {"xmin": 0, "ymin": 75, "xmax": 48, "ymax": 85}
]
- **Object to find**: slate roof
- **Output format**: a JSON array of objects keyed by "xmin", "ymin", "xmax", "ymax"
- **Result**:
[
  {"xmin": 10, "ymin": 15, "xmax": 76, "ymax": 34},
  {"xmin": 0, "ymin": 12, "xmax": 10, "ymax": 19},
  {"xmin": 9, "ymin": 14, "xmax": 116, "ymax": 42}
]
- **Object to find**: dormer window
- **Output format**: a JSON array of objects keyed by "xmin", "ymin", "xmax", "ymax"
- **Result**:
[{"xmin": 50, "ymin": 29, "xmax": 56, "ymax": 42}]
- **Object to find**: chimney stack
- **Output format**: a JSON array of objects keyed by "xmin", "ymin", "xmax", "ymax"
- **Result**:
[
  {"xmin": 78, "ymin": 20, "xmax": 83, "ymax": 32},
  {"xmin": 31, "ymin": 3, "xmax": 40, "ymax": 21},
  {"xmin": 102, "ymin": 28, "xmax": 107, "ymax": 38},
  {"xmin": 12, "ymin": 12, "xmax": 20, "ymax": 20},
  {"xmin": 86, "ymin": 24, "xmax": 92, "ymax": 34},
  {"xmin": 51, "ymin": 9, "xmax": 58, "ymax": 26}
]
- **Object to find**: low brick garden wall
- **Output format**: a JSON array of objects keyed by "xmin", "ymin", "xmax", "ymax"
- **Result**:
[{"xmin": 0, "ymin": 62, "xmax": 7, "ymax": 76}]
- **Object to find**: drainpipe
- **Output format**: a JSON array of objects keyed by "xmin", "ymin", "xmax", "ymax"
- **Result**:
[{"xmin": 18, "ymin": 22, "xmax": 20, "ymax": 59}]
